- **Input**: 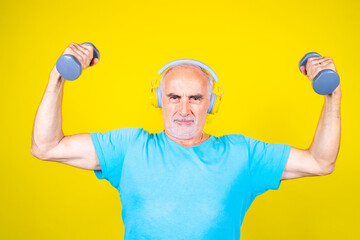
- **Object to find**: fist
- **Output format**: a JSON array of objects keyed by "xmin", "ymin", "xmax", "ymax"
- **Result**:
[
  {"xmin": 61, "ymin": 42, "xmax": 99, "ymax": 70},
  {"xmin": 300, "ymin": 56, "xmax": 337, "ymax": 82}
]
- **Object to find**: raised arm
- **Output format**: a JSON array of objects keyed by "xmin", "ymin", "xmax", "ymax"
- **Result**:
[
  {"xmin": 31, "ymin": 43, "xmax": 100, "ymax": 170},
  {"xmin": 281, "ymin": 56, "xmax": 341, "ymax": 180}
]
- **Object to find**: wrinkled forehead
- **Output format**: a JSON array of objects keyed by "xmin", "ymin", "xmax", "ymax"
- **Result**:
[{"xmin": 163, "ymin": 65, "xmax": 209, "ymax": 93}]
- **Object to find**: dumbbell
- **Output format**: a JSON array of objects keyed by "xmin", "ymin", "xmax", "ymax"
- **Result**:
[
  {"xmin": 299, "ymin": 52, "xmax": 340, "ymax": 95},
  {"xmin": 56, "ymin": 42, "xmax": 100, "ymax": 81}
]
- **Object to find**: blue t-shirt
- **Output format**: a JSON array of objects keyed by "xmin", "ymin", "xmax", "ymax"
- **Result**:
[{"xmin": 90, "ymin": 128, "xmax": 291, "ymax": 240}]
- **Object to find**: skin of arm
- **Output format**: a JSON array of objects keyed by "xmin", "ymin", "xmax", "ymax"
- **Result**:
[
  {"xmin": 30, "ymin": 67, "xmax": 65, "ymax": 158},
  {"xmin": 31, "ymin": 43, "xmax": 100, "ymax": 170},
  {"xmin": 281, "ymin": 56, "xmax": 341, "ymax": 180}
]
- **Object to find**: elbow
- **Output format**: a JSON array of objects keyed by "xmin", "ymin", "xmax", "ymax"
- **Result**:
[
  {"xmin": 310, "ymin": 152, "xmax": 336, "ymax": 176},
  {"xmin": 320, "ymin": 163, "xmax": 336, "ymax": 176},
  {"xmin": 30, "ymin": 146, "xmax": 48, "ymax": 160},
  {"xmin": 326, "ymin": 165, "xmax": 335, "ymax": 175}
]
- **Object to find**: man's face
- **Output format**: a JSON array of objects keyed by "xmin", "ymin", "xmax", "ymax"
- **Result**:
[{"xmin": 162, "ymin": 66, "xmax": 210, "ymax": 140}]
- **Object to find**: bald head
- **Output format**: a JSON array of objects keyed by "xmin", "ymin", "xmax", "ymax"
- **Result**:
[{"xmin": 160, "ymin": 64, "xmax": 214, "ymax": 98}]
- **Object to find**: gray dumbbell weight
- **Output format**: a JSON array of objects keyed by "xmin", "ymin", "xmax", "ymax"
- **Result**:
[{"xmin": 56, "ymin": 42, "xmax": 100, "ymax": 80}]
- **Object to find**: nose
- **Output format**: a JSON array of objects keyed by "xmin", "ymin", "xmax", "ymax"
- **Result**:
[{"xmin": 178, "ymin": 98, "xmax": 191, "ymax": 116}]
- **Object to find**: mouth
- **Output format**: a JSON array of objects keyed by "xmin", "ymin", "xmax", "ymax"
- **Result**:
[{"xmin": 175, "ymin": 120, "xmax": 194, "ymax": 125}]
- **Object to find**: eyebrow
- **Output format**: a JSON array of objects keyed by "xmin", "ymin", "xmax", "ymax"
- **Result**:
[{"xmin": 166, "ymin": 93, "xmax": 204, "ymax": 99}]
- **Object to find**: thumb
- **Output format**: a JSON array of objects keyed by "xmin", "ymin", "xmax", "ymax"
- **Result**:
[
  {"xmin": 300, "ymin": 66, "xmax": 307, "ymax": 75},
  {"xmin": 90, "ymin": 58, "xmax": 99, "ymax": 67}
]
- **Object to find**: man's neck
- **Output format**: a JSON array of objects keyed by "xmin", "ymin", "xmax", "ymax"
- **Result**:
[{"xmin": 164, "ymin": 130, "xmax": 210, "ymax": 148}]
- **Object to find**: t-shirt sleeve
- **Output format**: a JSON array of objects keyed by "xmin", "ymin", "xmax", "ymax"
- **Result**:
[
  {"xmin": 244, "ymin": 136, "xmax": 291, "ymax": 196},
  {"xmin": 90, "ymin": 128, "xmax": 144, "ymax": 189}
]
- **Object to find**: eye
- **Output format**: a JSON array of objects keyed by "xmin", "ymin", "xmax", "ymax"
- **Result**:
[
  {"xmin": 190, "ymin": 96, "xmax": 202, "ymax": 101},
  {"xmin": 168, "ymin": 95, "xmax": 181, "ymax": 102}
]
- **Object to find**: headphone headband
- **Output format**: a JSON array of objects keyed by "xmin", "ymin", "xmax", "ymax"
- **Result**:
[{"xmin": 158, "ymin": 59, "xmax": 219, "ymax": 82}]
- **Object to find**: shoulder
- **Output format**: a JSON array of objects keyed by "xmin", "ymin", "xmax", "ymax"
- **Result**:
[
  {"xmin": 111, "ymin": 127, "xmax": 148, "ymax": 137},
  {"xmin": 214, "ymin": 133, "xmax": 266, "ymax": 153},
  {"xmin": 216, "ymin": 133, "xmax": 249, "ymax": 145},
  {"xmin": 90, "ymin": 127, "xmax": 152, "ymax": 143}
]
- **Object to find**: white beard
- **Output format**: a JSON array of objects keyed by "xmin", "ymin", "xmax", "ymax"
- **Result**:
[{"xmin": 167, "ymin": 116, "xmax": 199, "ymax": 140}]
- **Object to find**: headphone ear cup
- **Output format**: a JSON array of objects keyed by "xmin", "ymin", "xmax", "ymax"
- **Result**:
[
  {"xmin": 156, "ymin": 87, "xmax": 162, "ymax": 108},
  {"xmin": 212, "ymin": 94, "xmax": 221, "ymax": 114},
  {"xmin": 208, "ymin": 93, "xmax": 217, "ymax": 114}
]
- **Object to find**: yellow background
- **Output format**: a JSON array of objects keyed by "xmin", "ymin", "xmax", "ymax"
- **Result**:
[{"xmin": 1, "ymin": 0, "xmax": 359, "ymax": 239}]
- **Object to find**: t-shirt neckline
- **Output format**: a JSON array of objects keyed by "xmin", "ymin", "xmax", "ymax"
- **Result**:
[{"xmin": 161, "ymin": 130, "xmax": 214, "ymax": 150}]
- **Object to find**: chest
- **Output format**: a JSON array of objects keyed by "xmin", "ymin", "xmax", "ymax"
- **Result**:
[{"xmin": 119, "ymin": 144, "xmax": 252, "ymax": 215}]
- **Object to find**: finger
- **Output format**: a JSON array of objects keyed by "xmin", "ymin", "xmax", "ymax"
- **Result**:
[
  {"xmin": 73, "ymin": 43, "xmax": 89, "ymax": 56},
  {"xmin": 72, "ymin": 44, "xmax": 92, "ymax": 69},
  {"xmin": 89, "ymin": 58, "xmax": 99, "ymax": 67},
  {"xmin": 72, "ymin": 44, "xmax": 88, "ymax": 61},
  {"xmin": 307, "ymin": 57, "xmax": 330, "ymax": 80},
  {"xmin": 68, "ymin": 44, "xmax": 86, "ymax": 62},
  {"xmin": 310, "ymin": 65, "xmax": 322, "ymax": 80},
  {"xmin": 300, "ymin": 65, "xmax": 306, "ymax": 75},
  {"xmin": 307, "ymin": 56, "xmax": 326, "ymax": 67},
  {"xmin": 319, "ymin": 59, "xmax": 337, "ymax": 72},
  {"xmin": 305, "ymin": 57, "xmax": 320, "ymax": 77},
  {"xmin": 307, "ymin": 61, "xmax": 322, "ymax": 81},
  {"xmin": 78, "ymin": 44, "xmax": 94, "ymax": 67},
  {"xmin": 318, "ymin": 58, "xmax": 332, "ymax": 65},
  {"xmin": 310, "ymin": 58, "xmax": 337, "ymax": 80},
  {"xmin": 81, "ymin": 44, "xmax": 94, "ymax": 57}
]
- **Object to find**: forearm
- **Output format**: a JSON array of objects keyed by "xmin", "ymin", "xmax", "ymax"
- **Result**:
[
  {"xmin": 31, "ymin": 67, "xmax": 65, "ymax": 156},
  {"xmin": 308, "ymin": 86, "xmax": 342, "ymax": 172}
]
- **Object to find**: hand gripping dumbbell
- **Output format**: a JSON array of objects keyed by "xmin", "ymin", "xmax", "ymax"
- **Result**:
[
  {"xmin": 299, "ymin": 52, "xmax": 340, "ymax": 95},
  {"xmin": 56, "ymin": 42, "xmax": 100, "ymax": 81}
]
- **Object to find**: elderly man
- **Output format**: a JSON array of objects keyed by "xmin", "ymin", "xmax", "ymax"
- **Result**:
[{"xmin": 31, "ymin": 43, "xmax": 341, "ymax": 240}]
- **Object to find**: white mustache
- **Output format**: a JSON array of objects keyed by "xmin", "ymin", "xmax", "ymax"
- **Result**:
[{"xmin": 172, "ymin": 116, "xmax": 195, "ymax": 121}]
